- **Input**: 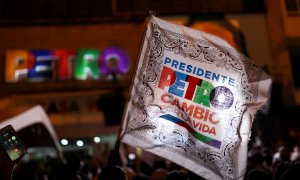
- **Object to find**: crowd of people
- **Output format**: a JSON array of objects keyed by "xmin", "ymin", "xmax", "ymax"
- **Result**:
[
  {"xmin": 10, "ymin": 148, "xmax": 205, "ymax": 180},
  {"xmin": 246, "ymin": 143, "xmax": 300, "ymax": 179},
  {"xmin": 5, "ymin": 136, "xmax": 300, "ymax": 180}
]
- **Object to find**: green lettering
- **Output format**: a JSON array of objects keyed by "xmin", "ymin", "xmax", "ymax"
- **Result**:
[{"xmin": 193, "ymin": 80, "xmax": 214, "ymax": 107}]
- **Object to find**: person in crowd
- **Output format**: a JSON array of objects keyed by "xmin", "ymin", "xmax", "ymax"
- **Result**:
[
  {"xmin": 99, "ymin": 149, "xmax": 134, "ymax": 180},
  {"xmin": 273, "ymin": 145, "xmax": 290, "ymax": 166},
  {"xmin": 272, "ymin": 145, "xmax": 291, "ymax": 180},
  {"xmin": 150, "ymin": 159, "xmax": 168, "ymax": 180},
  {"xmin": 290, "ymin": 145, "xmax": 300, "ymax": 162},
  {"xmin": 150, "ymin": 168, "xmax": 167, "ymax": 180}
]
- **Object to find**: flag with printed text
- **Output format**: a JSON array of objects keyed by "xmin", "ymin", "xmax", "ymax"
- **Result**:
[{"xmin": 120, "ymin": 14, "xmax": 271, "ymax": 180}]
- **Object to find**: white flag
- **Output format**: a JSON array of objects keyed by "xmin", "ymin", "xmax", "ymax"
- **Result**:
[{"xmin": 120, "ymin": 14, "xmax": 271, "ymax": 180}]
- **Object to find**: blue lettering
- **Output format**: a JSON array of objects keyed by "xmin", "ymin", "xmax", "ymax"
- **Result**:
[
  {"xmin": 171, "ymin": 60, "xmax": 179, "ymax": 69},
  {"xmin": 169, "ymin": 71, "xmax": 186, "ymax": 97},
  {"xmin": 179, "ymin": 62, "xmax": 186, "ymax": 71},
  {"xmin": 164, "ymin": 57, "xmax": 172, "ymax": 64},
  {"xmin": 212, "ymin": 73, "xmax": 220, "ymax": 82},
  {"xmin": 229, "ymin": 78, "xmax": 235, "ymax": 86},
  {"xmin": 186, "ymin": 65, "xmax": 193, "ymax": 73},
  {"xmin": 205, "ymin": 70, "xmax": 211, "ymax": 79},
  {"xmin": 196, "ymin": 68, "xmax": 204, "ymax": 76}
]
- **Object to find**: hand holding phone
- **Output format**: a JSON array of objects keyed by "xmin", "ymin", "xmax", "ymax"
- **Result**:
[{"xmin": 0, "ymin": 125, "xmax": 27, "ymax": 162}]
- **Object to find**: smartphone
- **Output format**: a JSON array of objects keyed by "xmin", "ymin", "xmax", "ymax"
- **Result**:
[{"xmin": 0, "ymin": 125, "xmax": 27, "ymax": 162}]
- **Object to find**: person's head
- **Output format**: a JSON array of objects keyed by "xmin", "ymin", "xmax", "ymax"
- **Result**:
[
  {"xmin": 293, "ymin": 146, "xmax": 299, "ymax": 152},
  {"xmin": 279, "ymin": 146, "xmax": 290, "ymax": 161}
]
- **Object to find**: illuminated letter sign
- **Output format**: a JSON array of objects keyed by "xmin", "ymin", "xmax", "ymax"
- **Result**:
[
  {"xmin": 99, "ymin": 47, "xmax": 130, "ymax": 75},
  {"xmin": 74, "ymin": 49, "xmax": 101, "ymax": 80},
  {"xmin": 53, "ymin": 49, "xmax": 75, "ymax": 80},
  {"xmin": 5, "ymin": 50, "xmax": 29, "ymax": 82},
  {"xmin": 5, "ymin": 48, "xmax": 130, "ymax": 82},
  {"xmin": 27, "ymin": 50, "xmax": 57, "ymax": 81}
]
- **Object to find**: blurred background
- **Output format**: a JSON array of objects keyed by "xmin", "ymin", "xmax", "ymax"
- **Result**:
[{"xmin": 0, "ymin": 0, "xmax": 300, "ymax": 179}]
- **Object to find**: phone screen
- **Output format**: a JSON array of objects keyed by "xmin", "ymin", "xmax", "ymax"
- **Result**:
[{"xmin": 0, "ymin": 125, "xmax": 26, "ymax": 161}]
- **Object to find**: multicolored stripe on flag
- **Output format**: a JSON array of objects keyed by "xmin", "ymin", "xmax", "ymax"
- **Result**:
[{"xmin": 160, "ymin": 114, "xmax": 221, "ymax": 149}]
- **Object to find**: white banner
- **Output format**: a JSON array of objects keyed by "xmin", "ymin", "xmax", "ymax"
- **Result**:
[{"xmin": 121, "ymin": 15, "xmax": 271, "ymax": 180}]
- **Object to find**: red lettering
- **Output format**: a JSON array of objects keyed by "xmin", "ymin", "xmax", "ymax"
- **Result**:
[
  {"xmin": 53, "ymin": 49, "xmax": 75, "ymax": 80},
  {"xmin": 193, "ymin": 106, "xmax": 205, "ymax": 120},
  {"xmin": 209, "ymin": 112, "xmax": 219, "ymax": 125},
  {"xmin": 161, "ymin": 94, "xmax": 172, "ymax": 103},
  {"xmin": 171, "ymin": 98, "xmax": 181, "ymax": 110},
  {"xmin": 209, "ymin": 127, "xmax": 216, "ymax": 136},
  {"xmin": 202, "ymin": 124, "xmax": 210, "ymax": 133},
  {"xmin": 182, "ymin": 102, "xmax": 194, "ymax": 116},
  {"xmin": 158, "ymin": 66, "xmax": 176, "ymax": 90},
  {"xmin": 193, "ymin": 121, "xmax": 200, "ymax": 129},
  {"xmin": 204, "ymin": 109, "xmax": 209, "ymax": 122},
  {"xmin": 160, "ymin": 93, "xmax": 219, "ymax": 126},
  {"xmin": 185, "ymin": 75, "xmax": 201, "ymax": 100}
]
